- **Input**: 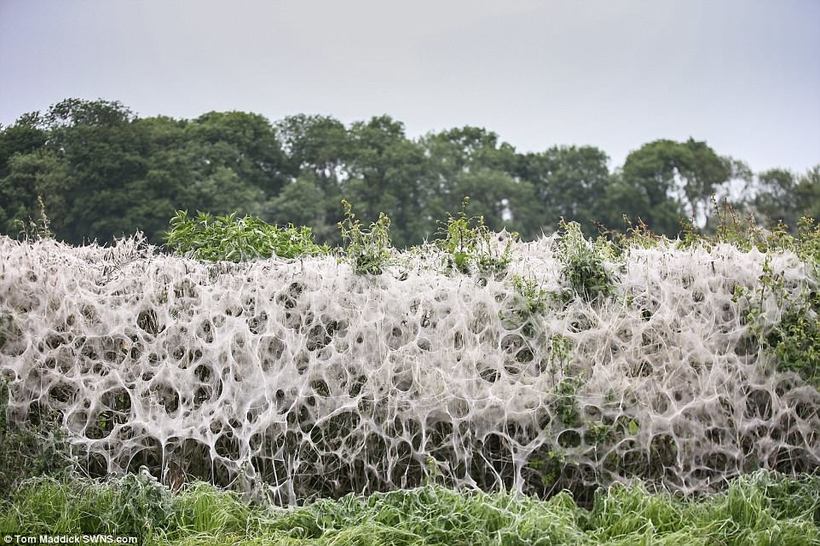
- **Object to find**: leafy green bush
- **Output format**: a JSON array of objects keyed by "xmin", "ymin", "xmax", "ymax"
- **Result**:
[
  {"xmin": 717, "ymin": 215, "xmax": 820, "ymax": 387},
  {"xmin": 436, "ymin": 198, "xmax": 515, "ymax": 276},
  {"xmin": 699, "ymin": 201, "xmax": 820, "ymax": 257},
  {"xmin": 500, "ymin": 275, "xmax": 555, "ymax": 333},
  {"xmin": 613, "ymin": 208, "xmax": 819, "ymax": 387},
  {"xmin": 557, "ymin": 221, "xmax": 615, "ymax": 303},
  {"xmin": 338, "ymin": 199, "xmax": 393, "ymax": 275},
  {"xmin": 164, "ymin": 210, "xmax": 328, "ymax": 262},
  {"xmin": 512, "ymin": 275, "xmax": 551, "ymax": 317},
  {"xmin": 736, "ymin": 257, "xmax": 819, "ymax": 387},
  {"xmin": 616, "ymin": 200, "xmax": 820, "ymax": 261}
]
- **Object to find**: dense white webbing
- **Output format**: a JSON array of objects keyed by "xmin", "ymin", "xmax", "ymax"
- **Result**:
[{"xmin": 1, "ymin": 235, "xmax": 817, "ymax": 504}]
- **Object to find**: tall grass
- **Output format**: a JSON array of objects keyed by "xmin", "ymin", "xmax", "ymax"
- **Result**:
[{"xmin": 1, "ymin": 471, "xmax": 818, "ymax": 545}]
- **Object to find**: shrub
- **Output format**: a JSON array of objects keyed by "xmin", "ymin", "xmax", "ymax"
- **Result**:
[
  {"xmin": 557, "ymin": 221, "xmax": 615, "ymax": 303},
  {"xmin": 511, "ymin": 275, "xmax": 551, "ymax": 317},
  {"xmin": 737, "ymin": 257, "xmax": 819, "ymax": 387},
  {"xmin": 547, "ymin": 334, "xmax": 574, "ymax": 373},
  {"xmin": 501, "ymin": 275, "xmax": 554, "ymax": 332},
  {"xmin": 727, "ymin": 217, "xmax": 820, "ymax": 387},
  {"xmin": 436, "ymin": 198, "xmax": 515, "ymax": 276},
  {"xmin": 165, "ymin": 210, "xmax": 328, "ymax": 262},
  {"xmin": 676, "ymin": 200, "xmax": 819, "ymax": 260},
  {"xmin": 615, "ymin": 207, "xmax": 820, "ymax": 387},
  {"xmin": 708, "ymin": 200, "xmax": 774, "ymax": 251},
  {"xmin": 338, "ymin": 199, "xmax": 392, "ymax": 275},
  {"xmin": 552, "ymin": 376, "xmax": 583, "ymax": 427},
  {"xmin": 0, "ymin": 381, "xmax": 72, "ymax": 499},
  {"xmin": 12, "ymin": 195, "xmax": 53, "ymax": 241}
]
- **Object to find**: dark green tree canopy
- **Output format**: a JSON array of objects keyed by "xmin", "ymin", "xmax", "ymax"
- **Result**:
[{"xmin": 0, "ymin": 99, "xmax": 816, "ymax": 245}]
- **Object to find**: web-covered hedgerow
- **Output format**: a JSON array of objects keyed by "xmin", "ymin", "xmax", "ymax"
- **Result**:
[{"xmin": 0, "ymin": 210, "xmax": 817, "ymax": 505}]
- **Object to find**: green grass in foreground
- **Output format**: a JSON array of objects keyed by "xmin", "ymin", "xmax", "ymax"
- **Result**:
[{"xmin": 1, "ymin": 471, "xmax": 819, "ymax": 545}]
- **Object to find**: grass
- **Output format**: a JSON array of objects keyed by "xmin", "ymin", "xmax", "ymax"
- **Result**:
[{"xmin": 1, "ymin": 471, "xmax": 818, "ymax": 545}]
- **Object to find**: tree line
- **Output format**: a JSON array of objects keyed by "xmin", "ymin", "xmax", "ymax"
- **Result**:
[{"xmin": 0, "ymin": 98, "xmax": 817, "ymax": 247}]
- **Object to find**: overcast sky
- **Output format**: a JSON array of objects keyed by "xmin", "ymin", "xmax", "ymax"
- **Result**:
[{"xmin": 1, "ymin": 0, "xmax": 818, "ymax": 172}]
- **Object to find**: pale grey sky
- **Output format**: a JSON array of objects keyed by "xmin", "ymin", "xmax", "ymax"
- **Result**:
[{"xmin": 1, "ymin": 0, "xmax": 818, "ymax": 172}]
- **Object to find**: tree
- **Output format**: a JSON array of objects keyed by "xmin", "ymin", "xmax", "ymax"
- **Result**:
[
  {"xmin": 795, "ymin": 166, "xmax": 820, "ymax": 221},
  {"xmin": 517, "ymin": 146, "xmax": 611, "ymax": 236},
  {"xmin": 276, "ymin": 114, "xmax": 352, "ymax": 185},
  {"xmin": 613, "ymin": 138, "xmax": 731, "ymax": 235},
  {"xmin": 752, "ymin": 169, "xmax": 798, "ymax": 228},
  {"xmin": 420, "ymin": 127, "xmax": 527, "ymax": 239},
  {"xmin": 188, "ymin": 111, "xmax": 289, "ymax": 198},
  {"xmin": 274, "ymin": 115, "xmax": 352, "ymax": 243},
  {"xmin": 0, "ymin": 115, "xmax": 47, "ymax": 179},
  {"xmin": 48, "ymin": 102, "xmax": 147, "ymax": 242},
  {"xmin": 344, "ymin": 116, "xmax": 432, "ymax": 247},
  {"xmin": 267, "ymin": 175, "xmax": 333, "ymax": 241},
  {"xmin": 750, "ymin": 165, "xmax": 820, "ymax": 229},
  {"xmin": 0, "ymin": 97, "xmax": 810, "ymax": 246},
  {"xmin": 0, "ymin": 151, "xmax": 66, "ymax": 236},
  {"xmin": 449, "ymin": 169, "xmax": 538, "ymax": 237}
]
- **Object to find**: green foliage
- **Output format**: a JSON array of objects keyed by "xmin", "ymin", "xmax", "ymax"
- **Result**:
[
  {"xmin": 558, "ymin": 221, "xmax": 615, "ymax": 303},
  {"xmin": 612, "ymin": 138, "xmax": 732, "ymax": 235},
  {"xmin": 500, "ymin": 275, "xmax": 555, "ymax": 335},
  {"xmin": 737, "ymin": 256, "xmax": 819, "ymax": 387},
  {"xmin": 710, "ymin": 200, "xmax": 781, "ymax": 252},
  {"xmin": 528, "ymin": 449, "xmax": 566, "ymax": 488},
  {"xmin": 0, "ymin": 472, "xmax": 174, "ymax": 540},
  {"xmin": 767, "ymin": 302, "xmax": 819, "ymax": 386},
  {"xmin": 266, "ymin": 175, "xmax": 336, "ymax": 242},
  {"xmin": 437, "ymin": 197, "xmax": 515, "ymax": 275},
  {"xmin": 503, "ymin": 275, "xmax": 555, "ymax": 332},
  {"xmin": 679, "ymin": 199, "xmax": 819, "ymax": 258},
  {"xmin": 165, "ymin": 210, "xmax": 328, "ymax": 262},
  {"xmin": 586, "ymin": 422, "xmax": 615, "ymax": 446},
  {"xmin": 338, "ymin": 199, "xmax": 392, "ymax": 275},
  {"xmin": 0, "ymin": 381, "xmax": 71, "ymax": 499},
  {"xmin": 517, "ymin": 145, "xmax": 611, "ymax": 236},
  {"xmin": 512, "ymin": 275, "xmax": 551, "ymax": 317},
  {"xmin": 552, "ymin": 376, "xmax": 583, "ymax": 427},
  {"xmin": 1, "ymin": 98, "xmax": 816, "ymax": 246},
  {"xmin": 752, "ymin": 167, "xmax": 820, "ymax": 230},
  {"xmin": 706, "ymin": 213, "xmax": 820, "ymax": 387},
  {"xmin": 0, "ymin": 313, "xmax": 9, "ymax": 350},
  {"xmin": 616, "ymin": 205, "xmax": 820, "ymax": 388},
  {"xmin": 545, "ymin": 334, "xmax": 583, "ymax": 428},
  {"xmin": 11, "ymin": 194, "xmax": 52, "ymax": 241},
  {"xmin": 2, "ymin": 472, "xmax": 819, "ymax": 545},
  {"xmin": 615, "ymin": 216, "xmax": 669, "ymax": 249},
  {"xmin": 548, "ymin": 334, "xmax": 574, "ymax": 372},
  {"xmin": 795, "ymin": 216, "xmax": 820, "ymax": 265},
  {"xmin": 613, "ymin": 207, "xmax": 820, "ymax": 388}
]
